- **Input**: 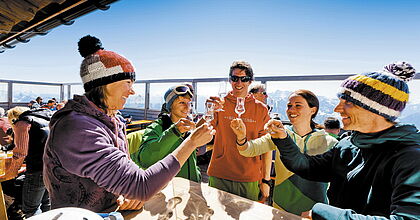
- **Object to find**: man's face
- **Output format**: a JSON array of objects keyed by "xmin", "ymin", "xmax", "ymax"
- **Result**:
[
  {"xmin": 229, "ymin": 68, "xmax": 252, "ymax": 98},
  {"xmin": 334, "ymin": 98, "xmax": 383, "ymax": 132},
  {"xmin": 253, "ymin": 89, "xmax": 267, "ymax": 104}
]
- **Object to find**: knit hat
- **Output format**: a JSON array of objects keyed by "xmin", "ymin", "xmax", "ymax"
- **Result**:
[
  {"xmin": 337, "ymin": 61, "xmax": 417, "ymax": 121},
  {"xmin": 78, "ymin": 35, "xmax": 135, "ymax": 92},
  {"xmin": 163, "ymin": 84, "xmax": 193, "ymax": 112}
]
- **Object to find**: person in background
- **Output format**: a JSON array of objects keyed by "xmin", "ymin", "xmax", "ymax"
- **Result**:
[
  {"xmin": 323, "ymin": 116, "xmax": 341, "ymax": 140},
  {"xmin": 231, "ymin": 89, "xmax": 337, "ymax": 215},
  {"xmin": 134, "ymin": 84, "xmax": 201, "ymax": 182},
  {"xmin": 31, "ymin": 97, "xmax": 43, "ymax": 109},
  {"xmin": 249, "ymin": 83, "xmax": 268, "ymax": 106},
  {"xmin": 0, "ymin": 107, "xmax": 11, "ymax": 146},
  {"xmin": 248, "ymin": 83, "xmax": 273, "ymax": 202},
  {"xmin": 43, "ymin": 35, "xmax": 215, "ymax": 212},
  {"xmin": 43, "ymin": 99, "xmax": 57, "ymax": 111},
  {"xmin": 205, "ymin": 61, "xmax": 271, "ymax": 201},
  {"xmin": 56, "ymin": 102, "xmax": 65, "ymax": 110},
  {"xmin": 263, "ymin": 62, "xmax": 419, "ymax": 219},
  {"xmin": 2, "ymin": 106, "xmax": 52, "ymax": 218}
]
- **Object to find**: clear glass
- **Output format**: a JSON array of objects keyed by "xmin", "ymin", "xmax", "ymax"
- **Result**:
[
  {"xmin": 188, "ymin": 102, "xmax": 198, "ymax": 122},
  {"xmin": 235, "ymin": 97, "xmax": 245, "ymax": 118},
  {"xmin": 204, "ymin": 102, "xmax": 215, "ymax": 123}
]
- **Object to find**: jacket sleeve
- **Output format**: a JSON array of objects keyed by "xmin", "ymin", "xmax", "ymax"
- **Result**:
[
  {"xmin": 51, "ymin": 116, "xmax": 181, "ymax": 201},
  {"xmin": 137, "ymin": 122, "xmax": 183, "ymax": 168},
  {"xmin": 272, "ymin": 135, "xmax": 335, "ymax": 182},
  {"xmin": 239, "ymin": 133, "xmax": 276, "ymax": 157}
]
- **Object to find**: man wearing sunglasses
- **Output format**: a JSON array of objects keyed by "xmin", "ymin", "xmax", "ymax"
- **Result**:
[{"xmin": 206, "ymin": 61, "xmax": 270, "ymax": 201}]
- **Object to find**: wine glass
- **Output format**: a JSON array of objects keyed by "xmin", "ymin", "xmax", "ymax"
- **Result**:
[
  {"xmin": 204, "ymin": 102, "xmax": 215, "ymax": 123},
  {"xmin": 235, "ymin": 97, "xmax": 245, "ymax": 118},
  {"xmin": 216, "ymin": 81, "xmax": 228, "ymax": 112},
  {"xmin": 188, "ymin": 102, "xmax": 197, "ymax": 122}
]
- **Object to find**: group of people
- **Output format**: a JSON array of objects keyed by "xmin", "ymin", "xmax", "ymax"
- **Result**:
[
  {"xmin": 1, "ymin": 35, "xmax": 419, "ymax": 220},
  {"xmin": 28, "ymin": 97, "xmax": 65, "ymax": 111}
]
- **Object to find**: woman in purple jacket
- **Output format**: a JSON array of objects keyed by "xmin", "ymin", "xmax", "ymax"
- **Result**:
[{"xmin": 43, "ymin": 36, "xmax": 215, "ymax": 212}]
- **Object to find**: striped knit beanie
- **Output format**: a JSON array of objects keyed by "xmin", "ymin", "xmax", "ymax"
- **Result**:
[
  {"xmin": 337, "ymin": 62, "xmax": 416, "ymax": 122},
  {"xmin": 78, "ymin": 35, "xmax": 135, "ymax": 92}
]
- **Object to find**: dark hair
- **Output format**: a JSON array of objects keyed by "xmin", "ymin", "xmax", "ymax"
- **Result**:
[
  {"xmin": 36, "ymin": 96, "xmax": 43, "ymax": 102},
  {"xmin": 324, "ymin": 117, "xmax": 341, "ymax": 129},
  {"xmin": 85, "ymin": 86, "xmax": 108, "ymax": 111},
  {"xmin": 290, "ymin": 89, "xmax": 319, "ymax": 129},
  {"xmin": 229, "ymin": 61, "xmax": 254, "ymax": 80}
]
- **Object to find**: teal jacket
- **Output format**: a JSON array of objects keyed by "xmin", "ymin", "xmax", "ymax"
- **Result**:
[
  {"xmin": 133, "ymin": 114, "xmax": 201, "ymax": 182},
  {"xmin": 274, "ymin": 124, "xmax": 420, "ymax": 220}
]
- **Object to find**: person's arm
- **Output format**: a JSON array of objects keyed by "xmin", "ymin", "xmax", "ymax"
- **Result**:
[
  {"xmin": 265, "ymin": 119, "xmax": 334, "ymax": 182},
  {"xmin": 137, "ymin": 122, "xmax": 184, "ymax": 168},
  {"xmin": 230, "ymin": 119, "xmax": 275, "ymax": 157},
  {"xmin": 52, "ymin": 116, "xmax": 214, "ymax": 201},
  {"xmin": 5, "ymin": 121, "xmax": 30, "ymax": 178}
]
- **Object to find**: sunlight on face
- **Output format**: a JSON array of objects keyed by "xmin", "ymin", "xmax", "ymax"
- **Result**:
[
  {"xmin": 104, "ymin": 79, "xmax": 135, "ymax": 111},
  {"xmin": 286, "ymin": 95, "xmax": 316, "ymax": 126},
  {"xmin": 170, "ymin": 95, "xmax": 192, "ymax": 119}
]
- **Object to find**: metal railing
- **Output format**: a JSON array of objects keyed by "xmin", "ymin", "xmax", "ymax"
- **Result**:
[{"xmin": 1, "ymin": 73, "xmax": 419, "ymax": 120}]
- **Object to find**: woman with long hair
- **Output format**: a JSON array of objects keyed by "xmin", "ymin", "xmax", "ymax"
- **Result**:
[{"xmin": 230, "ymin": 89, "xmax": 337, "ymax": 215}]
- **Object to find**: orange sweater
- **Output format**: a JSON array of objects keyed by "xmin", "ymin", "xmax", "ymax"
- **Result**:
[{"xmin": 208, "ymin": 92, "xmax": 269, "ymax": 182}]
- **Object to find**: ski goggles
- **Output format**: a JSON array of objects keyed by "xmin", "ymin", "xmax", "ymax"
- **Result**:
[
  {"xmin": 165, "ymin": 85, "xmax": 193, "ymax": 103},
  {"xmin": 230, "ymin": 75, "xmax": 252, "ymax": 82}
]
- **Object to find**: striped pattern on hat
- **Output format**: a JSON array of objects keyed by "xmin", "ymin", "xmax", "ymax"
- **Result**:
[
  {"xmin": 337, "ymin": 71, "xmax": 410, "ymax": 122},
  {"xmin": 80, "ymin": 50, "xmax": 135, "ymax": 91}
]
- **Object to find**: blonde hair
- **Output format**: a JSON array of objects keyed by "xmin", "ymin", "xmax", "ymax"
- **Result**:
[{"xmin": 7, "ymin": 106, "xmax": 30, "ymax": 125}]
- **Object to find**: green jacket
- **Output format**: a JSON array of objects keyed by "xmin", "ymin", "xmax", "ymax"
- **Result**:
[{"xmin": 132, "ymin": 114, "xmax": 201, "ymax": 182}]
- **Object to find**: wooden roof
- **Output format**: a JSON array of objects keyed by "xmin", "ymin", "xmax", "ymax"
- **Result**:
[{"xmin": 0, "ymin": 0, "xmax": 118, "ymax": 53}]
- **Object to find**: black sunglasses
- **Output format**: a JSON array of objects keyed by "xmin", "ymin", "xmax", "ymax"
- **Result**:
[{"xmin": 230, "ymin": 75, "xmax": 252, "ymax": 82}]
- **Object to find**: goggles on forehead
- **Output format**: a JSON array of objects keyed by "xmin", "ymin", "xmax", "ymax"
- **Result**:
[
  {"xmin": 230, "ymin": 75, "xmax": 252, "ymax": 83},
  {"xmin": 165, "ymin": 85, "xmax": 194, "ymax": 103}
]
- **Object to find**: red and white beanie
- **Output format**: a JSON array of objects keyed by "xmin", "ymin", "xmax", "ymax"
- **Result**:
[{"xmin": 78, "ymin": 35, "xmax": 135, "ymax": 92}]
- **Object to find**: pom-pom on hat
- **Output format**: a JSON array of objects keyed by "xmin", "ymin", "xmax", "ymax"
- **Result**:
[
  {"xmin": 337, "ymin": 62, "xmax": 417, "ymax": 122},
  {"xmin": 78, "ymin": 35, "xmax": 135, "ymax": 92}
]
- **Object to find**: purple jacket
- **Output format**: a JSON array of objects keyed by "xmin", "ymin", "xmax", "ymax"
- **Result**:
[{"xmin": 43, "ymin": 95, "xmax": 180, "ymax": 212}]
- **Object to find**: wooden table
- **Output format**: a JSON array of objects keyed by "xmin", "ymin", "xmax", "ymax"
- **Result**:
[
  {"xmin": 126, "ymin": 120, "xmax": 153, "ymax": 133},
  {"xmin": 0, "ymin": 163, "xmax": 26, "ymax": 220},
  {"xmin": 122, "ymin": 177, "xmax": 301, "ymax": 220}
]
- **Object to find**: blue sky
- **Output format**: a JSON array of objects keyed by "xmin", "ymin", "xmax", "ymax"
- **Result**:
[{"xmin": 1, "ymin": 0, "xmax": 420, "ymax": 86}]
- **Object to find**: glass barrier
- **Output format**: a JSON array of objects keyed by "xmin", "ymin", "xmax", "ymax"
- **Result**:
[
  {"xmin": 70, "ymin": 84, "xmax": 84, "ymax": 97},
  {"xmin": 13, "ymin": 83, "xmax": 60, "ymax": 103},
  {"xmin": 0, "ymin": 83, "xmax": 7, "ymax": 102},
  {"xmin": 126, "ymin": 83, "xmax": 145, "ymax": 108}
]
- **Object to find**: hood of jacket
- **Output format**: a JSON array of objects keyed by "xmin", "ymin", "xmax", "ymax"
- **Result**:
[
  {"xmin": 351, "ymin": 123, "xmax": 420, "ymax": 149},
  {"xmin": 50, "ymin": 95, "xmax": 116, "ymax": 131}
]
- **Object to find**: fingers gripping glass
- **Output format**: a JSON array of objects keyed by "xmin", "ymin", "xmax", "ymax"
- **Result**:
[{"xmin": 230, "ymin": 75, "xmax": 252, "ymax": 82}]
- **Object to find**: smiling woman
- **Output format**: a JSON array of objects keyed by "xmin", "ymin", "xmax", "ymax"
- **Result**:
[{"xmin": 41, "ymin": 36, "xmax": 215, "ymax": 213}]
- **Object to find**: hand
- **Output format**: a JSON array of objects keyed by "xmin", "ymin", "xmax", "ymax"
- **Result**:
[
  {"xmin": 259, "ymin": 182, "xmax": 270, "ymax": 201},
  {"xmin": 230, "ymin": 118, "xmax": 246, "ymax": 140},
  {"xmin": 206, "ymin": 96, "xmax": 224, "ymax": 111},
  {"xmin": 117, "ymin": 196, "xmax": 144, "ymax": 210},
  {"xmin": 301, "ymin": 210, "xmax": 312, "ymax": 219},
  {"xmin": 175, "ymin": 118, "xmax": 196, "ymax": 133},
  {"xmin": 264, "ymin": 119, "xmax": 287, "ymax": 139},
  {"xmin": 187, "ymin": 123, "xmax": 216, "ymax": 147}
]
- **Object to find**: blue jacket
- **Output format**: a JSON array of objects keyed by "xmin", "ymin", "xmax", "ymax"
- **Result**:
[{"xmin": 273, "ymin": 124, "xmax": 420, "ymax": 220}]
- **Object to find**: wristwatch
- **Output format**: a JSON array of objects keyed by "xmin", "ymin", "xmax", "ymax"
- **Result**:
[{"xmin": 261, "ymin": 178, "xmax": 271, "ymax": 185}]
